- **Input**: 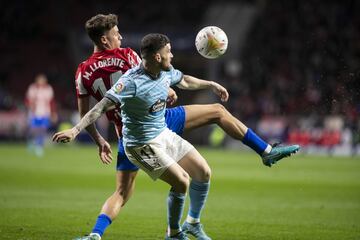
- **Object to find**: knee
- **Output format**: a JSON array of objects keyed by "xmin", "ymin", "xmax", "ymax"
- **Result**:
[
  {"xmin": 212, "ymin": 103, "xmax": 226, "ymax": 120},
  {"xmin": 192, "ymin": 164, "xmax": 211, "ymax": 182},
  {"xmin": 175, "ymin": 172, "xmax": 190, "ymax": 193},
  {"xmin": 200, "ymin": 165, "xmax": 212, "ymax": 182}
]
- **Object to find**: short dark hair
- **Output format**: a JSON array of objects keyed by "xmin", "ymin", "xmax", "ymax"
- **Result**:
[
  {"xmin": 140, "ymin": 33, "xmax": 170, "ymax": 58},
  {"xmin": 85, "ymin": 14, "xmax": 118, "ymax": 45}
]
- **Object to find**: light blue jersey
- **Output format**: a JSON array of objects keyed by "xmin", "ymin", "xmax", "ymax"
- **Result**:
[{"xmin": 105, "ymin": 64, "xmax": 183, "ymax": 147}]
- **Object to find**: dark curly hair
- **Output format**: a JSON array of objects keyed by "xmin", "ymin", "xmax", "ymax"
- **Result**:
[{"xmin": 140, "ymin": 33, "xmax": 170, "ymax": 58}]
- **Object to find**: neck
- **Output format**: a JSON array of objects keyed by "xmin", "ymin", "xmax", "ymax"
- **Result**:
[
  {"xmin": 94, "ymin": 45, "xmax": 104, "ymax": 53},
  {"xmin": 94, "ymin": 44, "xmax": 113, "ymax": 53},
  {"xmin": 142, "ymin": 60, "xmax": 161, "ymax": 78}
]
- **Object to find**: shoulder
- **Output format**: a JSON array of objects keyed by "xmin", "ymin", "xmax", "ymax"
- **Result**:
[
  {"xmin": 113, "ymin": 47, "xmax": 131, "ymax": 56},
  {"xmin": 118, "ymin": 47, "xmax": 137, "ymax": 54},
  {"xmin": 114, "ymin": 48, "xmax": 139, "ymax": 60},
  {"xmin": 76, "ymin": 61, "xmax": 84, "ymax": 71},
  {"xmin": 76, "ymin": 58, "xmax": 91, "ymax": 72},
  {"xmin": 27, "ymin": 83, "xmax": 36, "ymax": 91},
  {"xmin": 164, "ymin": 65, "xmax": 182, "ymax": 75},
  {"xmin": 124, "ymin": 65, "xmax": 142, "ymax": 77}
]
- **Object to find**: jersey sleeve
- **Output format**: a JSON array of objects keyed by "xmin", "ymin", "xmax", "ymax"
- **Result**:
[
  {"xmin": 105, "ymin": 76, "xmax": 136, "ymax": 104},
  {"xmin": 168, "ymin": 66, "xmax": 183, "ymax": 86},
  {"xmin": 75, "ymin": 64, "xmax": 89, "ymax": 97}
]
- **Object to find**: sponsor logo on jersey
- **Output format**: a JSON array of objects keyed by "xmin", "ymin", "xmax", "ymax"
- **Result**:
[
  {"xmin": 149, "ymin": 99, "xmax": 166, "ymax": 114},
  {"xmin": 114, "ymin": 83, "xmax": 124, "ymax": 93}
]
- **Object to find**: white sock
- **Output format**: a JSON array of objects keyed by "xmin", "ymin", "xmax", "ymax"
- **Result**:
[
  {"xmin": 168, "ymin": 227, "xmax": 181, "ymax": 236},
  {"xmin": 186, "ymin": 215, "xmax": 200, "ymax": 224},
  {"xmin": 89, "ymin": 233, "xmax": 101, "ymax": 239},
  {"xmin": 263, "ymin": 144, "xmax": 272, "ymax": 154}
]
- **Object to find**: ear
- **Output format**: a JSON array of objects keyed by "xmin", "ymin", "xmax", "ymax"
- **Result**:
[
  {"xmin": 100, "ymin": 35, "xmax": 107, "ymax": 45},
  {"xmin": 154, "ymin": 53, "xmax": 161, "ymax": 62}
]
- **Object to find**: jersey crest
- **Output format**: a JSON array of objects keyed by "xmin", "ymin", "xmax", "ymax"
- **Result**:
[{"xmin": 149, "ymin": 99, "xmax": 166, "ymax": 115}]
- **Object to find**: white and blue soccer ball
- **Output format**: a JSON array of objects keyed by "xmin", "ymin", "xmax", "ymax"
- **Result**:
[{"xmin": 195, "ymin": 26, "xmax": 228, "ymax": 59}]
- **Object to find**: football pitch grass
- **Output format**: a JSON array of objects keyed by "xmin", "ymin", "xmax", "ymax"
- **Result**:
[{"xmin": 0, "ymin": 143, "xmax": 359, "ymax": 240}]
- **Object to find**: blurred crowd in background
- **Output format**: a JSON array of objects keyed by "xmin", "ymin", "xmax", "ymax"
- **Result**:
[{"xmin": 0, "ymin": 0, "xmax": 359, "ymax": 155}]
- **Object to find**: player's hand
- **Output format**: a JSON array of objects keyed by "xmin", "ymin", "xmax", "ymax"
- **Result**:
[
  {"xmin": 98, "ymin": 140, "xmax": 113, "ymax": 164},
  {"xmin": 211, "ymin": 82, "xmax": 229, "ymax": 102},
  {"xmin": 52, "ymin": 128, "xmax": 79, "ymax": 143},
  {"xmin": 167, "ymin": 88, "xmax": 178, "ymax": 105}
]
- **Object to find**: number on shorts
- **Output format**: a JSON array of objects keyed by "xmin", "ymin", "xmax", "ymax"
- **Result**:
[{"xmin": 130, "ymin": 144, "xmax": 161, "ymax": 171}]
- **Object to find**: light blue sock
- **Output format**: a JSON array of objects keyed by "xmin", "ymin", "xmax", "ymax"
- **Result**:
[
  {"xmin": 242, "ymin": 128, "xmax": 268, "ymax": 155},
  {"xmin": 35, "ymin": 135, "xmax": 45, "ymax": 147},
  {"xmin": 167, "ymin": 191, "xmax": 186, "ymax": 230},
  {"xmin": 187, "ymin": 180, "xmax": 210, "ymax": 222},
  {"xmin": 92, "ymin": 214, "xmax": 112, "ymax": 237}
]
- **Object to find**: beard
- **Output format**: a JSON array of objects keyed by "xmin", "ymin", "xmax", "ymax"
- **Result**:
[{"xmin": 161, "ymin": 61, "xmax": 171, "ymax": 71}]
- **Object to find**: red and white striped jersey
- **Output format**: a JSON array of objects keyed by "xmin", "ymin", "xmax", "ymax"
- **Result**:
[{"xmin": 75, "ymin": 47, "xmax": 141, "ymax": 134}]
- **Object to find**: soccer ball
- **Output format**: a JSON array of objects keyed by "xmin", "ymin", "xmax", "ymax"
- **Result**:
[{"xmin": 195, "ymin": 26, "xmax": 228, "ymax": 59}]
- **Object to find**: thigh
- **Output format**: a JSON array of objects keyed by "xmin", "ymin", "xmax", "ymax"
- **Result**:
[
  {"xmin": 177, "ymin": 148, "xmax": 211, "ymax": 181},
  {"xmin": 183, "ymin": 104, "xmax": 221, "ymax": 131},
  {"xmin": 159, "ymin": 162, "xmax": 189, "ymax": 188}
]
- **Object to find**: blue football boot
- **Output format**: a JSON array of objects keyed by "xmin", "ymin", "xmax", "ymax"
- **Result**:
[
  {"xmin": 262, "ymin": 143, "xmax": 300, "ymax": 167},
  {"xmin": 182, "ymin": 222, "xmax": 211, "ymax": 240}
]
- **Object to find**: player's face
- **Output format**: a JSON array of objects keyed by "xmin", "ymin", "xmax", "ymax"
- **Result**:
[
  {"xmin": 158, "ymin": 43, "xmax": 173, "ymax": 71},
  {"xmin": 103, "ymin": 26, "xmax": 122, "ymax": 49}
]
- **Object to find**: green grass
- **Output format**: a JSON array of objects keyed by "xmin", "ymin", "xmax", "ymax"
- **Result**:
[{"xmin": 0, "ymin": 143, "xmax": 359, "ymax": 240}]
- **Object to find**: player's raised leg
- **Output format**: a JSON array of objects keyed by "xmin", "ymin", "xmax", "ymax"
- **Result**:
[{"xmin": 183, "ymin": 104, "xmax": 300, "ymax": 167}]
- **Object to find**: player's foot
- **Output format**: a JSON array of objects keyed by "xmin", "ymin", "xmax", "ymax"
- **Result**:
[
  {"xmin": 34, "ymin": 146, "xmax": 44, "ymax": 157},
  {"xmin": 262, "ymin": 143, "xmax": 300, "ymax": 167},
  {"xmin": 164, "ymin": 230, "xmax": 190, "ymax": 240},
  {"xmin": 73, "ymin": 233, "xmax": 101, "ymax": 240},
  {"xmin": 182, "ymin": 222, "xmax": 211, "ymax": 240}
]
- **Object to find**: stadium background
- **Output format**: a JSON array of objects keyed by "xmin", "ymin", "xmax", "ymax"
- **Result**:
[
  {"xmin": 1, "ymin": 0, "xmax": 359, "ymax": 155},
  {"xmin": 0, "ymin": 1, "xmax": 359, "ymax": 240}
]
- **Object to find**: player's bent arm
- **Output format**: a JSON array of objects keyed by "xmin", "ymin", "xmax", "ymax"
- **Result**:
[
  {"xmin": 177, "ymin": 75, "xmax": 213, "ymax": 90},
  {"xmin": 77, "ymin": 97, "xmax": 107, "ymax": 146},
  {"xmin": 177, "ymin": 75, "xmax": 229, "ymax": 102},
  {"xmin": 74, "ymin": 97, "xmax": 115, "ymax": 135}
]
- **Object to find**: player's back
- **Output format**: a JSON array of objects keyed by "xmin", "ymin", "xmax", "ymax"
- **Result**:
[
  {"xmin": 75, "ymin": 48, "xmax": 141, "ymax": 101},
  {"xmin": 75, "ymin": 47, "xmax": 141, "ymax": 133}
]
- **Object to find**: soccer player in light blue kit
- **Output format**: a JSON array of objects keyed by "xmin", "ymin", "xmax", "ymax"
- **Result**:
[{"xmin": 54, "ymin": 33, "xmax": 230, "ymax": 240}]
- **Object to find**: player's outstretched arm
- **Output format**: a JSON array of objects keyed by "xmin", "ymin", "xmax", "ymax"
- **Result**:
[
  {"xmin": 177, "ymin": 75, "xmax": 229, "ymax": 102},
  {"xmin": 52, "ymin": 97, "xmax": 115, "ymax": 144}
]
